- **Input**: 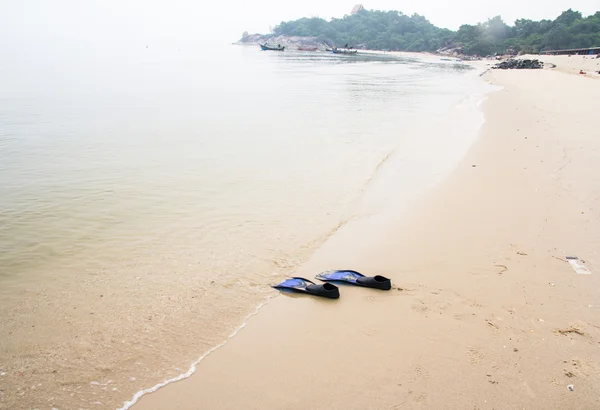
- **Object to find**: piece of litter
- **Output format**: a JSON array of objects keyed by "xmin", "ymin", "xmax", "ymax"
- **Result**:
[
  {"xmin": 557, "ymin": 327, "xmax": 585, "ymax": 337},
  {"xmin": 566, "ymin": 256, "xmax": 592, "ymax": 275},
  {"xmin": 539, "ymin": 319, "xmax": 545, "ymax": 322},
  {"xmin": 568, "ymin": 384, "xmax": 574, "ymax": 391}
]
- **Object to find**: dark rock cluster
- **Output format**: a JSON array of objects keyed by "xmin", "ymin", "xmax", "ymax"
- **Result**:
[{"xmin": 493, "ymin": 59, "xmax": 544, "ymax": 69}]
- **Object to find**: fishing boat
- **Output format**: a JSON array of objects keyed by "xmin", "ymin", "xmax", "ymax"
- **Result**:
[
  {"xmin": 332, "ymin": 48, "xmax": 358, "ymax": 55},
  {"xmin": 297, "ymin": 46, "xmax": 318, "ymax": 51},
  {"xmin": 260, "ymin": 43, "xmax": 285, "ymax": 51}
]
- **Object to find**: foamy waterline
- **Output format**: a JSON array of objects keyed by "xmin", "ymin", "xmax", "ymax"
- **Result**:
[{"xmin": 117, "ymin": 295, "xmax": 275, "ymax": 410}]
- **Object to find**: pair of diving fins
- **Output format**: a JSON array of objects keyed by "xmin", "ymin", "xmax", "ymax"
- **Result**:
[{"xmin": 272, "ymin": 270, "xmax": 391, "ymax": 299}]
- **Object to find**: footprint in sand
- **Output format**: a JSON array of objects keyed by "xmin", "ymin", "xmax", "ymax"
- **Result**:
[
  {"xmin": 405, "ymin": 390, "xmax": 428, "ymax": 404},
  {"xmin": 467, "ymin": 347, "xmax": 485, "ymax": 364},
  {"xmin": 464, "ymin": 298, "xmax": 484, "ymax": 309},
  {"xmin": 413, "ymin": 392, "xmax": 428, "ymax": 403},
  {"xmin": 412, "ymin": 365, "xmax": 430, "ymax": 381},
  {"xmin": 411, "ymin": 301, "xmax": 429, "ymax": 314}
]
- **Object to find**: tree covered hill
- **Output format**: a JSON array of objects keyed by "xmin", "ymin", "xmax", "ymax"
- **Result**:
[{"xmin": 261, "ymin": 8, "xmax": 600, "ymax": 55}]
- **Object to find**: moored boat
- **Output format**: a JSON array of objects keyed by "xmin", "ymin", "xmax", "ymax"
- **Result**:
[
  {"xmin": 332, "ymin": 48, "xmax": 358, "ymax": 55},
  {"xmin": 260, "ymin": 43, "xmax": 285, "ymax": 51},
  {"xmin": 297, "ymin": 46, "xmax": 318, "ymax": 51}
]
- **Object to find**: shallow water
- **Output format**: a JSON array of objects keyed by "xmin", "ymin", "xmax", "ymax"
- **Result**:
[{"xmin": 0, "ymin": 46, "xmax": 492, "ymax": 409}]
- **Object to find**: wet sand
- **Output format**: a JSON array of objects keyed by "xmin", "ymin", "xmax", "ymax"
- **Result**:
[{"xmin": 133, "ymin": 67, "xmax": 600, "ymax": 409}]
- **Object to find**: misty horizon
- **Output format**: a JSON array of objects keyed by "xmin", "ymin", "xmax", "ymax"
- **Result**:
[{"xmin": 1, "ymin": 1, "xmax": 598, "ymax": 52}]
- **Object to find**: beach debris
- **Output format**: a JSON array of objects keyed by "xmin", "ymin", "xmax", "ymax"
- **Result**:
[
  {"xmin": 565, "ymin": 371, "xmax": 576, "ymax": 378},
  {"xmin": 556, "ymin": 327, "xmax": 586, "ymax": 337},
  {"xmin": 566, "ymin": 256, "xmax": 591, "ymax": 275},
  {"xmin": 568, "ymin": 384, "xmax": 574, "ymax": 391},
  {"xmin": 494, "ymin": 264, "xmax": 508, "ymax": 275},
  {"xmin": 579, "ymin": 70, "xmax": 586, "ymax": 75},
  {"xmin": 486, "ymin": 374, "xmax": 498, "ymax": 384},
  {"xmin": 486, "ymin": 319, "xmax": 499, "ymax": 329},
  {"xmin": 493, "ymin": 59, "xmax": 543, "ymax": 69}
]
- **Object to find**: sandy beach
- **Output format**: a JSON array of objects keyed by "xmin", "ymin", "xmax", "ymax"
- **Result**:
[
  {"xmin": 132, "ymin": 66, "xmax": 600, "ymax": 409},
  {"xmin": 525, "ymin": 54, "xmax": 600, "ymax": 78}
]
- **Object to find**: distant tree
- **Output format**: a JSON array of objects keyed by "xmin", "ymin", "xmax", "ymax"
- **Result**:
[
  {"xmin": 267, "ymin": 8, "xmax": 600, "ymax": 55},
  {"xmin": 554, "ymin": 9, "xmax": 583, "ymax": 26},
  {"xmin": 485, "ymin": 16, "xmax": 511, "ymax": 41}
]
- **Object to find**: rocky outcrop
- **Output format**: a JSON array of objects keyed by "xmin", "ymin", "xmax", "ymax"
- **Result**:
[
  {"xmin": 493, "ymin": 59, "xmax": 544, "ymax": 69},
  {"xmin": 437, "ymin": 45, "xmax": 465, "ymax": 57},
  {"xmin": 236, "ymin": 34, "xmax": 333, "ymax": 49},
  {"xmin": 238, "ymin": 32, "xmax": 270, "ymax": 44}
]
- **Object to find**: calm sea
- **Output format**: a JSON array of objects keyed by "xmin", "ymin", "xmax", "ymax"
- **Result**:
[{"xmin": 0, "ymin": 45, "xmax": 493, "ymax": 409}]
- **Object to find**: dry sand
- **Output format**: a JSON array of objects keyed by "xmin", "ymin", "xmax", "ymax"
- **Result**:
[
  {"xmin": 132, "ymin": 67, "xmax": 600, "ymax": 409},
  {"xmin": 522, "ymin": 54, "xmax": 600, "ymax": 78}
]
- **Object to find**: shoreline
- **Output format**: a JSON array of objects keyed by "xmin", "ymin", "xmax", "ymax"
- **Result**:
[
  {"xmin": 133, "ymin": 67, "xmax": 600, "ymax": 409},
  {"xmin": 0, "ymin": 52, "xmax": 490, "ymax": 410},
  {"xmin": 119, "ymin": 58, "xmax": 494, "ymax": 410}
]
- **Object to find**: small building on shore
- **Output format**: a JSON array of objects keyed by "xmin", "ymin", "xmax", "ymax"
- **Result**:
[{"xmin": 543, "ymin": 46, "xmax": 600, "ymax": 56}]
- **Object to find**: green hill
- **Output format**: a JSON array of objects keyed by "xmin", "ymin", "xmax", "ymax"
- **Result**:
[{"xmin": 267, "ymin": 8, "xmax": 600, "ymax": 55}]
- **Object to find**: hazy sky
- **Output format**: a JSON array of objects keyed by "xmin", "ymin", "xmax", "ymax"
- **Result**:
[{"xmin": 1, "ymin": 1, "xmax": 598, "ymax": 55}]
